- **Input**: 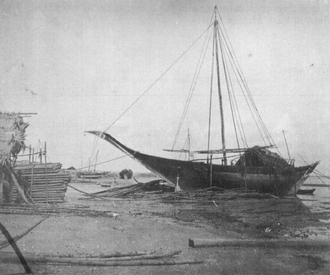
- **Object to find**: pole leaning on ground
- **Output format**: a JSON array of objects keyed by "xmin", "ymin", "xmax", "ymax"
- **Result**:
[{"xmin": 0, "ymin": 221, "xmax": 32, "ymax": 273}]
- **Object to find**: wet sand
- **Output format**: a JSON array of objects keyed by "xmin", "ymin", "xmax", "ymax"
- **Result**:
[{"xmin": 0, "ymin": 176, "xmax": 330, "ymax": 274}]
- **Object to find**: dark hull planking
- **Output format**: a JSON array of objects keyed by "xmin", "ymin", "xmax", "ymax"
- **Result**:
[
  {"xmin": 87, "ymin": 131, "xmax": 318, "ymax": 197},
  {"xmin": 296, "ymin": 189, "xmax": 316, "ymax": 195}
]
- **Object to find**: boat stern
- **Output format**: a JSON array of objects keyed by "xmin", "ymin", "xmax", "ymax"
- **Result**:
[{"xmin": 287, "ymin": 161, "xmax": 320, "ymax": 195}]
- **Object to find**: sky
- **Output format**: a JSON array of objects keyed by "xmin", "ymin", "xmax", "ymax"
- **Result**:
[{"xmin": 1, "ymin": 0, "xmax": 330, "ymax": 174}]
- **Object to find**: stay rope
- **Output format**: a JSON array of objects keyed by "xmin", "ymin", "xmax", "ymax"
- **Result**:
[
  {"xmin": 217, "ymin": 28, "xmax": 246, "ymax": 151},
  {"xmin": 103, "ymin": 23, "xmax": 213, "ymax": 134},
  {"xmin": 216, "ymin": 8, "xmax": 276, "ymax": 148},
  {"xmin": 171, "ymin": 26, "xmax": 213, "ymax": 150}
]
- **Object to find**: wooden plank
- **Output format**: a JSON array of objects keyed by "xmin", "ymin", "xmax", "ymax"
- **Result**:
[{"xmin": 188, "ymin": 238, "xmax": 330, "ymax": 249}]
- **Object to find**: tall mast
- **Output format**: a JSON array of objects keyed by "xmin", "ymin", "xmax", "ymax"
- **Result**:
[
  {"xmin": 214, "ymin": 15, "xmax": 227, "ymax": 165},
  {"xmin": 187, "ymin": 129, "xmax": 190, "ymax": 160}
]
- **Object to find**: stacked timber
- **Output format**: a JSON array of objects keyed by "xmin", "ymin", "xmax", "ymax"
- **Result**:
[
  {"xmin": 13, "ymin": 162, "xmax": 70, "ymax": 203},
  {"xmin": 83, "ymin": 179, "xmax": 175, "ymax": 199}
]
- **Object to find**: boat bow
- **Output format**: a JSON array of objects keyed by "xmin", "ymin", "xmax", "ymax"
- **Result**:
[
  {"xmin": 86, "ymin": 131, "xmax": 137, "ymax": 158},
  {"xmin": 85, "ymin": 131, "xmax": 179, "ymax": 185}
]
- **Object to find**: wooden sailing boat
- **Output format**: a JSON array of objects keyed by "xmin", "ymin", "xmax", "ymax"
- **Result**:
[
  {"xmin": 79, "ymin": 150, "xmax": 104, "ymax": 179},
  {"xmin": 87, "ymin": 7, "xmax": 319, "ymax": 196}
]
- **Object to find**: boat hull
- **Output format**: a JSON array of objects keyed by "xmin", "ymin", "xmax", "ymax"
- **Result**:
[
  {"xmin": 87, "ymin": 131, "xmax": 318, "ymax": 197},
  {"xmin": 80, "ymin": 174, "xmax": 102, "ymax": 179},
  {"xmin": 125, "ymin": 150, "xmax": 316, "ymax": 196},
  {"xmin": 296, "ymin": 189, "xmax": 316, "ymax": 195}
]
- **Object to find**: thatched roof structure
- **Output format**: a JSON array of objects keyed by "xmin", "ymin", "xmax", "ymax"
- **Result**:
[
  {"xmin": 236, "ymin": 146, "xmax": 292, "ymax": 173},
  {"xmin": 0, "ymin": 112, "xmax": 28, "ymax": 166}
]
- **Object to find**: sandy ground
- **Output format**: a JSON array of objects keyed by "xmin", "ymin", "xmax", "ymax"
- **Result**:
[{"xmin": 1, "ymin": 177, "xmax": 330, "ymax": 275}]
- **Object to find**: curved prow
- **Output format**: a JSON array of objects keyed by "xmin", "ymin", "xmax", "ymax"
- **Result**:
[
  {"xmin": 85, "ymin": 131, "xmax": 177, "ymax": 185},
  {"xmin": 85, "ymin": 131, "xmax": 137, "ymax": 158}
]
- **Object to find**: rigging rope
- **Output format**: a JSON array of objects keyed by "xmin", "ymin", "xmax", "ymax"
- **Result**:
[
  {"xmin": 216, "ymin": 27, "xmax": 248, "ymax": 148},
  {"xmin": 103, "ymin": 23, "xmax": 213, "ymax": 134},
  {"xmin": 217, "ymin": 24, "xmax": 267, "ymax": 146},
  {"xmin": 78, "ymin": 155, "xmax": 128, "ymax": 171},
  {"xmin": 217, "ymin": 28, "xmax": 245, "ymax": 151},
  {"xmin": 171, "ymin": 26, "xmax": 213, "ymax": 150},
  {"xmin": 216, "ymin": 8, "xmax": 276, "ymax": 148},
  {"xmin": 94, "ymin": 6, "xmax": 279, "ymax": 164}
]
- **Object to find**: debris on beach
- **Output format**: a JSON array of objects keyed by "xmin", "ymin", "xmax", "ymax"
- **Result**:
[
  {"xmin": 77, "ymin": 179, "xmax": 175, "ymax": 200},
  {"xmin": 1, "ymin": 249, "xmax": 203, "ymax": 267}
]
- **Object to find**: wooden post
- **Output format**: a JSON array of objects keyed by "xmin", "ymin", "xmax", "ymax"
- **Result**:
[
  {"xmin": 0, "ymin": 168, "xmax": 3, "ymax": 203},
  {"xmin": 45, "ymin": 141, "xmax": 48, "ymax": 205},
  {"xmin": 30, "ymin": 162, "xmax": 34, "ymax": 198},
  {"xmin": 209, "ymin": 155, "xmax": 213, "ymax": 187},
  {"xmin": 175, "ymin": 167, "xmax": 182, "ymax": 192},
  {"xmin": 242, "ymin": 155, "xmax": 247, "ymax": 190},
  {"xmin": 244, "ymin": 162, "xmax": 247, "ymax": 191},
  {"xmin": 29, "ymin": 145, "xmax": 31, "ymax": 163},
  {"xmin": 175, "ymin": 174, "xmax": 179, "ymax": 192}
]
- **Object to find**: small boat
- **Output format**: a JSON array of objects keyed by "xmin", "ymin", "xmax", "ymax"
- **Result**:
[
  {"xmin": 296, "ymin": 189, "xmax": 316, "ymax": 195},
  {"xmin": 303, "ymin": 184, "xmax": 329, "ymax": 188},
  {"xmin": 87, "ymin": 7, "xmax": 319, "ymax": 197},
  {"xmin": 78, "ymin": 150, "xmax": 105, "ymax": 179},
  {"xmin": 79, "ymin": 172, "xmax": 104, "ymax": 179}
]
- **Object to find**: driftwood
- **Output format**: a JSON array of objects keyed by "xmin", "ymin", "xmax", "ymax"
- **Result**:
[
  {"xmin": 0, "ymin": 204, "xmax": 112, "ymax": 217},
  {"xmin": 16, "ymin": 250, "xmax": 181, "ymax": 263},
  {"xmin": 20, "ymin": 250, "xmax": 156, "ymax": 259},
  {"xmin": 22, "ymin": 257, "xmax": 204, "ymax": 266},
  {"xmin": 0, "ymin": 217, "xmax": 47, "ymax": 250},
  {"xmin": 189, "ymin": 238, "xmax": 330, "ymax": 249},
  {"xmin": 94, "ymin": 250, "xmax": 181, "ymax": 261},
  {"xmin": 14, "ymin": 250, "xmax": 202, "ymax": 267},
  {"xmin": 0, "ymin": 221, "xmax": 32, "ymax": 273}
]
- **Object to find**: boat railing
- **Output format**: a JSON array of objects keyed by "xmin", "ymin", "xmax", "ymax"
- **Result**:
[{"xmin": 286, "ymin": 159, "xmax": 295, "ymax": 166}]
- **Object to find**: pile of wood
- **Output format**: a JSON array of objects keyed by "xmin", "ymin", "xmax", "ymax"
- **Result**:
[
  {"xmin": 82, "ymin": 179, "xmax": 175, "ymax": 199},
  {"xmin": 78, "ymin": 181, "xmax": 277, "ymax": 203},
  {"xmin": 13, "ymin": 162, "xmax": 70, "ymax": 203}
]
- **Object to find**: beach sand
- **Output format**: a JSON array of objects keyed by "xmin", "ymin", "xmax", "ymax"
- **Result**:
[{"xmin": 0, "ymin": 177, "xmax": 329, "ymax": 274}]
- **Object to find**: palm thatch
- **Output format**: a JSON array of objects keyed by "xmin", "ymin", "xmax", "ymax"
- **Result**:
[{"xmin": 0, "ymin": 112, "xmax": 28, "ymax": 166}]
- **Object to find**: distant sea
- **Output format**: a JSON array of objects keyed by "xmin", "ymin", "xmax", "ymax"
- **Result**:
[{"xmin": 298, "ymin": 176, "xmax": 330, "ymax": 222}]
